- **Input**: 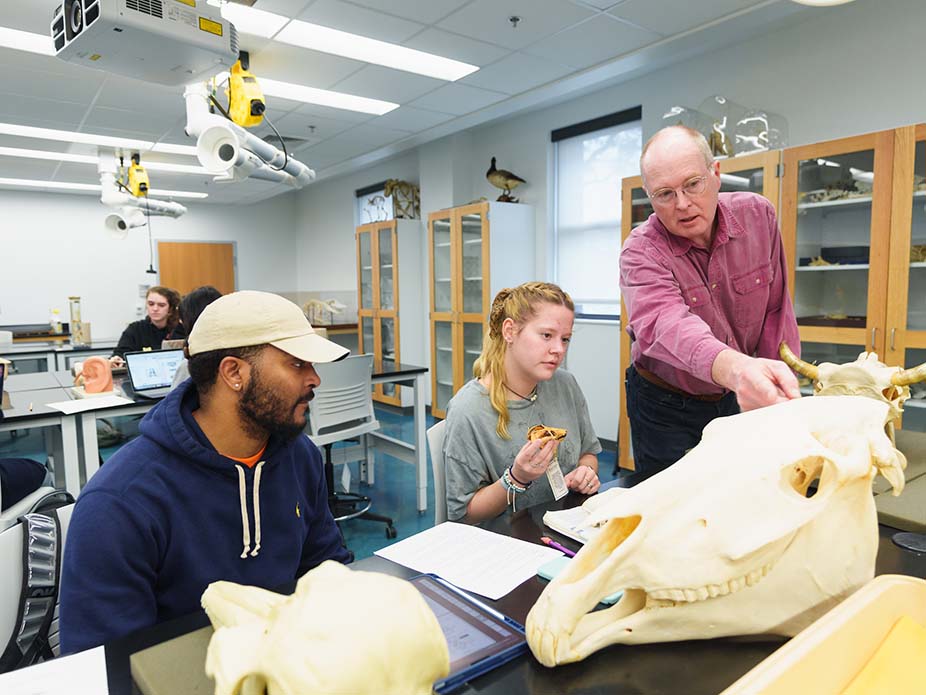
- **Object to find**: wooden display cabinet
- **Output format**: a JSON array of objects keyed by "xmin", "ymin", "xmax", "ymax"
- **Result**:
[
  {"xmin": 356, "ymin": 219, "xmax": 424, "ymax": 406},
  {"xmin": 427, "ymin": 201, "xmax": 535, "ymax": 419}
]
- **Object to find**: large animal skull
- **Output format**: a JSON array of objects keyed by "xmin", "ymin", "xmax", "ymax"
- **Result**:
[
  {"xmin": 526, "ymin": 346, "xmax": 925, "ymax": 666},
  {"xmin": 202, "ymin": 561, "xmax": 450, "ymax": 694}
]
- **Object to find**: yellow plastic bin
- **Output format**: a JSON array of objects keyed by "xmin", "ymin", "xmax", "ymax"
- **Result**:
[{"xmin": 723, "ymin": 575, "xmax": 926, "ymax": 694}]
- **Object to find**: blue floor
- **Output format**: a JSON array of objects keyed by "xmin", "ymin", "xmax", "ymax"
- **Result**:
[{"xmin": 1, "ymin": 408, "xmax": 620, "ymax": 562}]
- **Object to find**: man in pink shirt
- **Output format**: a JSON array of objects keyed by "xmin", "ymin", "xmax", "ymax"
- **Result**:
[{"xmin": 620, "ymin": 125, "xmax": 801, "ymax": 479}]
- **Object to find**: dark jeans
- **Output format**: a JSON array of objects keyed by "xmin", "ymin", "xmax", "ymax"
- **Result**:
[{"xmin": 625, "ymin": 365, "xmax": 740, "ymax": 481}]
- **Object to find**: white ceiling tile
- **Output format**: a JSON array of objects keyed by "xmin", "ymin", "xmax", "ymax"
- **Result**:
[
  {"xmin": 242, "ymin": 0, "xmax": 314, "ymax": 18},
  {"xmin": 438, "ymin": 0, "xmax": 595, "ymax": 50},
  {"xmin": 461, "ymin": 52, "xmax": 574, "ymax": 94},
  {"xmin": 409, "ymin": 82, "xmax": 507, "ymax": 116},
  {"xmin": 608, "ymin": 0, "xmax": 764, "ymax": 36},
  {"xmin": 332, "ymin": 66, "xmax": 444, "ymax": 104},
  {"xmin": 0, "ymin": 66, "xmax": 106, "ymax": 105},
  {"xmin": 345, "ymin": 0, "xmax": 472, "ymax": 25},
  {"xmin": 0, "ymin": 158, "xmax": 59, "ymax": 180},
  {"xmin": 370, "ymin": 106, "xmax": 455, "ymax": 133},
  {"xmin": 250, "ymin": 44, "xmax": 366, "ymax": 90},
  {"xmin": 403, "ymin": 28, "xmax": 510, "ymax": 67},
  {"xmin": 573, "ymin": 0, "xmax": 626, "ymax": 10},
  {"xmin": 335, "ymin": 123, "xmax": 410, "ymax": 149},
  {"xmin": 0, "ymin": 95, "xmax": 90, "ymax": 127},
  {"xmin": 524, "ymin": 15, "xmax": 661, "ymax": 70},
  {"xmin": 88, "ymin": 124, "xmax": 178, "ymax": 141},
  {"xmin": 92, "ymin": 76, "xmax": 186, "ymax": 118},
  {"xmin": 281, "ymin": 102, "xmax": 376, "ymax": 124},
  {"xmin": 295, "ymin": 0, "xmax": 426, "ymax": 43},
  {"xmin": 300, "ymin": 140, "xmax": 361, "ymax": 170},
  {"xmin": 85, "ymin": 107, "xmax": 182, "ymax": 139},
  {"xmin": 271, "ymin": 109, "xmax": 357, "ymax": 140}
]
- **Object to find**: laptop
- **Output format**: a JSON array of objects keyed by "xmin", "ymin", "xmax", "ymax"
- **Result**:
[{"xmin": 124, "ymin": 349, "xmax": 185, "ymax": 399}]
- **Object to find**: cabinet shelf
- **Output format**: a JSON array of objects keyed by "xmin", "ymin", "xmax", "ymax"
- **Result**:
[
  {"xmin": 796, "ymin": 263, "xmax": 870, "ymax": 271},
  {"xmin": 463, "ymin": 238, "xmax": 483, "ymax": 246},
  {"xmin": 435, "ymin": 242, "xmax": 451, "ymax": 248},
  {"xmin": 907, "ymin": 399, "xmax": 926, "ymax": 409},
  {"xmin": 797, "ymin": 195, "xmax": 872, "ymax": 211},
  {"xmin": 463, "ymin": 276, "xmax": 483, "ymax": 282}
]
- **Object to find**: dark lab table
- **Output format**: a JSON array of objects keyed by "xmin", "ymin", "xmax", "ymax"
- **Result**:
[{"xmin": 100, "ymin": 482, "xmax": 926, "ymax": 695}]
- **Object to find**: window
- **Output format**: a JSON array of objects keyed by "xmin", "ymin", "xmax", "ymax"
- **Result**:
[
  {"xmin": 355, "ymin": 181, "xmax": 393, "ymax": 225},
  {"xmin": 553, "ymin": 107, "xmax": 642, "ymax": 318}
]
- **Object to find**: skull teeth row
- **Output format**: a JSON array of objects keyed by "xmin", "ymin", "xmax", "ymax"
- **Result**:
[{"xmin": 646, "ymin": 563, "xmax": 772, "ymax": 604}]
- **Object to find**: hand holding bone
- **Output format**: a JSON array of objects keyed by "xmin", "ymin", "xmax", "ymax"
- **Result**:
[{"xmin": 513, "ymin": 438, "xmax": 557, "ymax": 483}]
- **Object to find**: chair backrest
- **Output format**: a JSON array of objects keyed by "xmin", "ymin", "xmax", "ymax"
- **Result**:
[
  {"xmin": 45, "ymin": 503, "xmax": 74, "ymax": 658},
  {"xmin": 308, "ymin": 354, "xmax": 379, "ymax": 447},
  {"xmin": 427, "ymin": 420, "xmax": 447, "ymax": 525}
]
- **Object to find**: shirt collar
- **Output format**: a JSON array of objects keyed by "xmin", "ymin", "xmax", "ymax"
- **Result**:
[{"xmin": 654, "ymin": 195, "xmax": 744, "ymax": 256}]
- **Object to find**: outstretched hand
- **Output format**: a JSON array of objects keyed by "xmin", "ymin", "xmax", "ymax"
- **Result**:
[{"xmin": 713, "ymin": 350, "xmax": 801, "ymax": 412}]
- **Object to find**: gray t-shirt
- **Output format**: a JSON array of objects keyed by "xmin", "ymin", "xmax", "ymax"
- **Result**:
[{"xmin": 443, "ymin": 369, "xmax": 601, "ymax": 522}]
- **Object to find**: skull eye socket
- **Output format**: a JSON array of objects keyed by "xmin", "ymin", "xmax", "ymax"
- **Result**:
[{"xmin": 785, "ymin": 456, "xmax": 826, "ymax": 499}]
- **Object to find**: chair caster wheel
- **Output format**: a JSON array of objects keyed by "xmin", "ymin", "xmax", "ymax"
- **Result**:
[{"xmin": 385, "ymin": 526, "xmax": 397, "ymax": 539}]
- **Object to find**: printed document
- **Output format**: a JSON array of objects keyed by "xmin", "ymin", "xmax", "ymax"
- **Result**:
[
  {"xmin": 375, "ymin": 522, "xmax": 560, "ymax": 600},
  {"xmin": 0, "ymin": 646, "xmax": 108, "ymax": 694}
]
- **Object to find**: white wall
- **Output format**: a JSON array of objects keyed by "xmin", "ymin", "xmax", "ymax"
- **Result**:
[
  {"xmin": 1, "ymin": 189, "xmax": 298, "ymax": 341},
  {"xmin": 291, "ymin": 0, "xmax": 925, "ymax": 440}
]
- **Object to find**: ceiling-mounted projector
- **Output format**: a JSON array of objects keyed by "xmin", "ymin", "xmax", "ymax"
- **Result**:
[{"xmin": 51, "ymin": 0, "xmax": 238, "ymax": 86}]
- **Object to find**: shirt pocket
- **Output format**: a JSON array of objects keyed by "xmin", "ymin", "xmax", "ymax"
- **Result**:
[
  {"xmin": 731, "ymin": 263, "xmax": 773, "ymax": 326},
  {"xmin": 681, "ymin": 283, "xmax": 713, "ymax": 321}
]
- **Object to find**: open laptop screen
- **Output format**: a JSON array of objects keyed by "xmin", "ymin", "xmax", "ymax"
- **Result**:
[{"xmin": 125, "ymin": 349, "xmax": 185, "ymax": 392}]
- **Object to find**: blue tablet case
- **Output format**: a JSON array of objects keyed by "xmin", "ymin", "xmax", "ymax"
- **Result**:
[
  {"xmin": 411, "ymin": 574, "xmax": 528, "ymax": 694},
  {"xmin": 537, "ymin": 556, "xmax": 624, "ymax": 605}
]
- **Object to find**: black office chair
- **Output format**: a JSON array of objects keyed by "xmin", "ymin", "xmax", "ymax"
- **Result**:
[{"xmin": 308, "ymin": 354, "xmax": 396, "ymax": 540}]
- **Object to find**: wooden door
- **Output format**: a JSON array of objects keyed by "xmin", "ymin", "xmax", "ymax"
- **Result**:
[{"xmin": 158, "ymin": 241, "xmax": 236, "ymax": 295}]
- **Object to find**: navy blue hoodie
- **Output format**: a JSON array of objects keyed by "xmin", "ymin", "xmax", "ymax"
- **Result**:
[{"xmin": 60, "ymin": 380, "xmax": 350, "ymax": 654}]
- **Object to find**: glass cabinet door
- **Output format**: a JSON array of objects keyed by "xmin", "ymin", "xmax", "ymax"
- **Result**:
[
  {"xmin": 462, "ymin": 322, "xmax": 483, "ymax": 384},
  {"xmin": 430, "ymin": 214, "xmax": 453, "ymax": 314},
  {"xmin": 782, "ymin": 132, "xmax": 893, "ymax": 355},
  {"xmin": 357, "ymin": 230, "xmax": 373, "ymax": 311},
  {"xmin": 378, "ymin": 225, "xmax": 395, "ymax": 311},
  {"xmin": 459, "ymin": 209, "xmax": 486, "ymax": 315},
  {"xmin": 379, "ymin": 316, "xmax": 397, "ymax": 397},
  {"xmin": 433, "ymin": 321, "xmax": 454, "ymax": 414}
]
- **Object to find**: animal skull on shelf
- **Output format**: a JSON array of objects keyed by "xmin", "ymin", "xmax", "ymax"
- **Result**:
[
  {"xmin": 527, "ymin": 344, "xmax": 926, "ymax": 666},
  {"xmin": 202, "ymin": 561, "xmax": 449, "ymax": 695}
]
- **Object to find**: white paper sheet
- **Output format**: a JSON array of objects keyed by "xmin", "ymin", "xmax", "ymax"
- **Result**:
[
  {"xmin": 375, "ymin": 522, "xmax": 560, "ymax": 600},
  {"xmin": 0, "ymin": 646, "xmax": 109, "ymax": 694},
  {"xmin": 47, "ymin": 395, "xmax": 135, "ymax": 414}
]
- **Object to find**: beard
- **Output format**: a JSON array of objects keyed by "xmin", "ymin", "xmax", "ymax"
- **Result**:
[{"xmin": 238, "ymin": 364, "xmax": 313, "ymax": 442}]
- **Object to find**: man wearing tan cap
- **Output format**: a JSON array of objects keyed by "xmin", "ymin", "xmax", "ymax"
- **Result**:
[{"xmin": 60, "ymin": 291, "xmax": 352, "ymax": 654}]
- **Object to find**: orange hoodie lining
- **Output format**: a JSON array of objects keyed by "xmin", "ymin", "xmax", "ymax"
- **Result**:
[{"xmin": 227, "ymin": 445, "xmax": 267, "ymax": 469}]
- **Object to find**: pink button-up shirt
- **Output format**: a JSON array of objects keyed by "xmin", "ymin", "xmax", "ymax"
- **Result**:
[{"xmin": 620, "ymin": 191, "xmax": 800, "ymax": 396}]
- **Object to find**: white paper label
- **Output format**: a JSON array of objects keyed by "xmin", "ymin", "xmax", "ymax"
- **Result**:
[{"xmin": 546, "ymin": 457, "xmax": 568, "ymax": 500}]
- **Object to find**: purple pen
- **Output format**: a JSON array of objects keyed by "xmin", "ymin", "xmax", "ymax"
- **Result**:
[{"xmin": 540, "ymin": 536, "xmax": 576, "ymax": 558}]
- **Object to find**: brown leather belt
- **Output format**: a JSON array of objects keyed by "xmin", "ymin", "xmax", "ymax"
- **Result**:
[{"xmin": 633, "ymin": 364, "xmax": 728, "ymax": 403}]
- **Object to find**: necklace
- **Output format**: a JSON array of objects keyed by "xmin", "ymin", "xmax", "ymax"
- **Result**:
[{"xmin": 504, "ymin": 382, "xmax": 537, "ymax": 402}]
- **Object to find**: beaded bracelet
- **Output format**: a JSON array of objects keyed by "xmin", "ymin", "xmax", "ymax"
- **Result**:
[{"xmin": 501, "ymin": 466, "xmax": 530, "ymax": 512}]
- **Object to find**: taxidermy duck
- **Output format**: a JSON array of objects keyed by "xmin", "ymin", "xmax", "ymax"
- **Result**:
[{"xmin": 486, "ymin": 157, "xmax": 526, "ymax": 203}]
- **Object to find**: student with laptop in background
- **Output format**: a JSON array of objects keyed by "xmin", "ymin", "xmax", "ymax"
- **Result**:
[
  {"xmin": 110, "ymin": 286, "xmax": 183, "ymax": 365},
  {"xmin": 60, "ymin": 291, "xmax": 352, "ymax": 653}
]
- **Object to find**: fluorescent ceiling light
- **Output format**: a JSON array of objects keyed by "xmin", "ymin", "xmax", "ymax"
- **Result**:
[
  {"xmin": 210, "ymin": 1, "xmax": 289, "ymax": 38},
  {"xmin": 0, "ymin": 177, "xmax": 208, "ymax": 199},
  {"xmin": 0, "ymin": 146, "xmax": 96, "ymax": 165},
  {"xmin": 0, "ymin": 146, "xmax": 210, "ymax": 175},
  {"xmin": 0, "ymin": 177, "xmax": 99, "ymax": 193},
  {"xmin": 258, "ymin": 76, "xmax": 398, "ymax": 115},
  {"xmin": 276, "ymin": 20, "xmax": 478, "ymax": 81},
  {"xmin": 147, "ymin": 189, "xmax": 209, "ymax": 199},
  {"xmin": 0, "ymin": 123, "xmax": 198, "ymax": 157},
  {"xmin": 0, "ymin": 27, "xmax": 54, "ymax": 55},
  {"xmin": 791, "ymin": 0, "xmax": 855, "ymax": 5}
]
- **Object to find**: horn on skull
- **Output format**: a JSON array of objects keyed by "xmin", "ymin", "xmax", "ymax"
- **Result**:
[
  {"xmin": 891, "ymin": 362, "xmax": 926, "ymax": 386},
  {"xmin": 779, "ymin": 342, "xmax": 818, "ymax": 380}
]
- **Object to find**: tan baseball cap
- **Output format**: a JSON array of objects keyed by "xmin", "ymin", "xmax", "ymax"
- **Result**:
[{"xmin": 188, "ymin": 290, "xmax": 349, "ymax": 363}]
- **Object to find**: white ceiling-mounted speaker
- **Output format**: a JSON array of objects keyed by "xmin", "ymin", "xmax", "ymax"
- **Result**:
[
  {"xmin": 50, "ymin": 0, "xmax": 238, "ymax": 86},
  {"xmin": 105, "ymin": 206, "xmax": 146, "ymax": 238},
  {"xmin": 196, "ymin": 123, "xmax": 240, "ymax": 174}
]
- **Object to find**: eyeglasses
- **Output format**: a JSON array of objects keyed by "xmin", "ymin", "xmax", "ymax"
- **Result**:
[{"xmin": 648, "ymin": 176, "xmax": 709, "ymax": 206}]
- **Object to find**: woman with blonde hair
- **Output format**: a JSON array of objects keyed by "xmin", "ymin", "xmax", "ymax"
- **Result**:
[{"xmin": 443, "ymin": 281, "xmax": 601, "ymax": 523}]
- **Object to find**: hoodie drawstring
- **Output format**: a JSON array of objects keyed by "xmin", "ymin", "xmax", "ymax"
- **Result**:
[
  {"xmin": 251, "ymin": 461, "xmax": 264, "ymax": 557},
  {"xmin": 235, "ymin": 462, "xmax": 265, "ymax": 559}
]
